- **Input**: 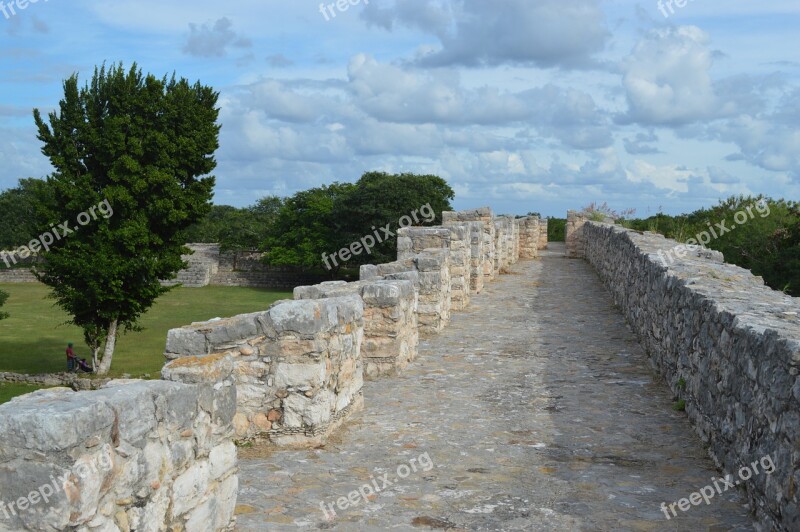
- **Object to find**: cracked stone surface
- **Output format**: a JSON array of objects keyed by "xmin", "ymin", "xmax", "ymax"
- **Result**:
[{"xmin": 235, "ymin": 243, "xmax": 756, "ymax": 531}]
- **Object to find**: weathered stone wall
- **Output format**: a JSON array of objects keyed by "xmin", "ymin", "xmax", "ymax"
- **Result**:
[
  {"xmin": 362, "ymin": 249, "xmax": 451, "ymax": 335},
  {"xmin": 294, "ymin": 279, "xmax": 418, "ymax": 378},
  {"xmin": 584, "ymin": 222, "xmax": 800, "ymax": 530},
  {"xmin": 0, "ymin": 268, "xmax": 38, "ymax": 283},
  {"xmin": 519, "ymin": 216, "xmax": 541, "ymax": 259},
  {"xmin": 443, "ymin": 208, "xmax": 495, "ymax": 282},
  {"xmin": 397, "ymin": 226, "xmax": 470, "ymax": 310},
  {"xmin": 565, "ymin": 210, "xmax": 589, "ymax": 258},
  {"xmin": 538, "ymin": 218, "xmax": 548, "ymax": 250},
  {"xmin": 163, "ymin": 296, "xmax": 365, "ymax": 447},
  {"xmin": 163, "ymin": 244, "xmax": 221, "ymax": 288},
  {"xmin": 493, "ymin": 217, "xmax": 516, "ymax": 271},
  {"xmin": 0, "ymin": 380, "xmax": 238, "ymax": 531},
  {"xmin": 208, "ymin": 270, "xmax": 329, "ymax": 290},
  {"xmin": 464, "ymin": 221, "xmax": 486, "ymax": 293}
]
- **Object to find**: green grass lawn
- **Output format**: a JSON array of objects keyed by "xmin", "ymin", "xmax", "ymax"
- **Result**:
[
  {"xmin": 0, "ymin": 283, "xmax": 292, "ymax": 378},
  {"xmin": 0, "ymin": 383, "xmax": 46, "ymax": 404}
]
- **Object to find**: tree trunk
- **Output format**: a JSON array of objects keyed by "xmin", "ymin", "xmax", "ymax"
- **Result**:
[
  {"xmin": 96, "ymin": 319, "xmax": 118, "ymax": 376},
  {"xmin": 91, "ymin": 346, "xmax": 100, "ymax": 372}
]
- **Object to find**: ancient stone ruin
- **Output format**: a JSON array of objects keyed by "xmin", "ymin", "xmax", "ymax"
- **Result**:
[{"xmin": 2, "ymin": 207, "xmax": 799, "ymax": 530}]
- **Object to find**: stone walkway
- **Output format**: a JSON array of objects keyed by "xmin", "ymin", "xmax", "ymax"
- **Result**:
[{"xmin": 235, "ymin": 243, "xmax": 756, "ymax": 531}]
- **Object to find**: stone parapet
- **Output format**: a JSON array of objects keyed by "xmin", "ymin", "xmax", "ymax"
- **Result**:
[
  {"xmin": 293, "ymin": 279, "xmax": 418, "ymax": 378},
  {"xmin": 0, "ymin": 380, "xmax": 238, "ymax": 531},
  {"xmin": 443, "ymin": 208, "xmax": 495, "ymax": 282},
  {"xmin": 397, "ymin": 226, "xmax": 470, "ymax": 310},
  {"xmin": 584, "ymin": 222, "xmax": 800, "ymax": 530},
  {"xmin": 163, "ymin": 296, "xmax": 365, "ymax": 447}
]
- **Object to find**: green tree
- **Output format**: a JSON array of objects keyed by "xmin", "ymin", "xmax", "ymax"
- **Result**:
[
  {"xmin": 334, "ymin": 172, "xmax": 455, "ymax": 265},
  {"xmin": 0, "ymin": 290, "xmax": 8, "ymax": 320},
  {"xmin": 262, "ymin": 183, "xmax": 355, "ymax": 272},
  {"xmin": 33, "ymin": 63, "xmax": 220, "ymax": 374},
  {"xmin": 0, "ymin": 178, "xmax": 52, "ymax": 251},
  {"xmin": 183, "ymin": 196, "xmax": 284, "ymax": 251}
]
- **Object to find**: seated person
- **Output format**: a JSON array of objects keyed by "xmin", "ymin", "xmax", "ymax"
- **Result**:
[{"xmin": 77, "ymin": 358, "xmax": 93, "ymax": 373}]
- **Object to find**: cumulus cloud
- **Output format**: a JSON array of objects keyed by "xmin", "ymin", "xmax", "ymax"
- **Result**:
[
  {"xmin": 624, "ymin": 131, "xmax": 662, "ymax": 154},
  {"xmin": 347, "ymin": 54, "xmax": 612, "ymax": 148},
  {"xmin": 622, "ymin": 26, "xmax": 718, "ymax": 125},
  {"xmin": 362, "ymin": 0, "xmax": 609, "ymax": 69},
  {"xmin": 183, "ymin": 18, "xmax": 252, "ymax": 58}
]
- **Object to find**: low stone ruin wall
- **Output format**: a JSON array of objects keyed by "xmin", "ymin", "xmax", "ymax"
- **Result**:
[
  {"xmin": 162, "ymin": 244, "xmax": 221, "ymax": 288},
  {"xmin": 0, "ymin": 371, "xmax": 110, "ymax": 390},
  {"xmin": 538, "ymin": 218, "xmax": 548, "ymax": 249},
  {"xmin": 294, "ymin": 279, "xmax": 418, "ymax": 378},
  {"xmin": 584, "ymin": 222, "xmax": 800, "ymax": 530},
  {"xmin": 362, "ymin": 249, "xmax": 451, "ymax": 335},
  {"xmin": 443, "ymin": 208, "xmax": 496, "ymax": 283},
  {"xmin": 0, "ymin": 268, "xmax": 38, "ymax": 283},
  {"xmin": 163, "ymin": 296, "xmax": 365, "ymax": 447},
  {"xmin": 519, "ymin": 216, "xmax": 541, "ymax": 259},
  {"xmin": 0, "ymin": 380, "xmax": 238, "ymax": 531},
  {"xmin": 566, "ymin": 210, "xmax": 589, "ymax": 258},
  {"xmin": 397, "ymin": 226, "xmax": 471, "ymax": 311}
]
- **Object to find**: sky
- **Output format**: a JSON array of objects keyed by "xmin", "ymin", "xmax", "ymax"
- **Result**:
[{"xmin": 0, "ymin": 0, "xmax": 798, "ymax": 217}]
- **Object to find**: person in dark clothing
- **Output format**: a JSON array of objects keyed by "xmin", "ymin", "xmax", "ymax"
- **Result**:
[
  {"xmin": 77, "ymin": 358, "xmax": 93, "ymax": 373},
  {"xmin": 66, "ymin": 342, "xmax": 76, "ymax": 372}
]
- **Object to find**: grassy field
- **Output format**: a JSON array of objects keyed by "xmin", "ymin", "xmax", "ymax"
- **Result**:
[
  {"xmin": 0, "ymin": 383, "xmax": 46, "ymax": 404},
  {"xmin": 0, "ymin": 283, "xmax": 292, "ymax": 379}
]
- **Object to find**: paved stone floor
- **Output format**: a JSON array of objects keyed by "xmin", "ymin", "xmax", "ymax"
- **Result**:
[{"xmin": 235, "ymin": 243, "xmax": 756, "ymax": 531}]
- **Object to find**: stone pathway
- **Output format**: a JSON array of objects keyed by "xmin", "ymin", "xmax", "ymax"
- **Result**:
[{"xmin": 235, "ymin": 243, "xmax": 755, "ymax": 531}]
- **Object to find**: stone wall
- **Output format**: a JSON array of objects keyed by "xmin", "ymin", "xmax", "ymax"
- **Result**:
[
  {"xmin": 163, "ymin": 296, "xmax": 364, "ymax": 447},
  {"xmin": 583, "ymin": 222, "xmax": 800, "ymax": 530},
  {"xmin": 443, "ymin": 208, "xmax": 495, "ymax": 283},
  {"xmin": 493, "ymin": 217, "xmax": 518, "ymax": 271},
  {"xmin": 565, "ymin": 210, "xmax": 589, "ymax": 258},
  {"xmin": 397, "ymin": 226, "xmax": 470, "ymax": 311},
  {"xmin": 209, "ymin": 270, "xmax": 329, "ymax": 290},
  {"xmin": 294, "ymin": 279, "xmax": 418, "ymax": 378},
  {"xmin": 163, "ymin": 244, "xmax": 221, "ymax": 288},
  {"xmin": 362, "ymin": 249, "xmax": 451, "ymax": 335},
  {"xmin": 0, "ymin": 380, "xmax": 238, "ymax": 531},
  {"xmin": 538, "ymin": 218, "xmax": 548, "ymax": 250},
  {"xmin": 0, "ymin": 268, "xmax": 38, "ymax": 283},
  {"xmin": 519, "ymin": 216, "xmax": 541, "ymax": 259}
]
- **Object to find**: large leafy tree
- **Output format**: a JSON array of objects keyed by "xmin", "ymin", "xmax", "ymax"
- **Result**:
[
  {"xmin": 334, "ymin": 172, "xmax": 454, "ymax": 264},
  {"xmin": 262, "ymin": 183, "xmax": 355, "ymax": 272},
  {"xmin": 33, "ymin": 63, "xmax": 220, "ymax": 374},
  {"xmin": 262, "ymin": 173, "xmax": 454, "ymax": 272}
]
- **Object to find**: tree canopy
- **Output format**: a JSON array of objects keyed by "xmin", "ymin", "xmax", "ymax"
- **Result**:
[
  {"xmin": 262, "ymin": 172, "xmax": 454, "ymax": 273},
  {"xmin": 32, "ymin": 62, "xmax": 220, "ymax": 374},
  {"xmin": 182, "ymin": 196, "xmax": 283, "ymax": 251}
]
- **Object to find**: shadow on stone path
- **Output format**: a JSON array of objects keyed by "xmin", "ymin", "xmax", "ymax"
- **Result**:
[{"xmin": 235, "ymin": 242, "xmax": 756, "ymax": 531}]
